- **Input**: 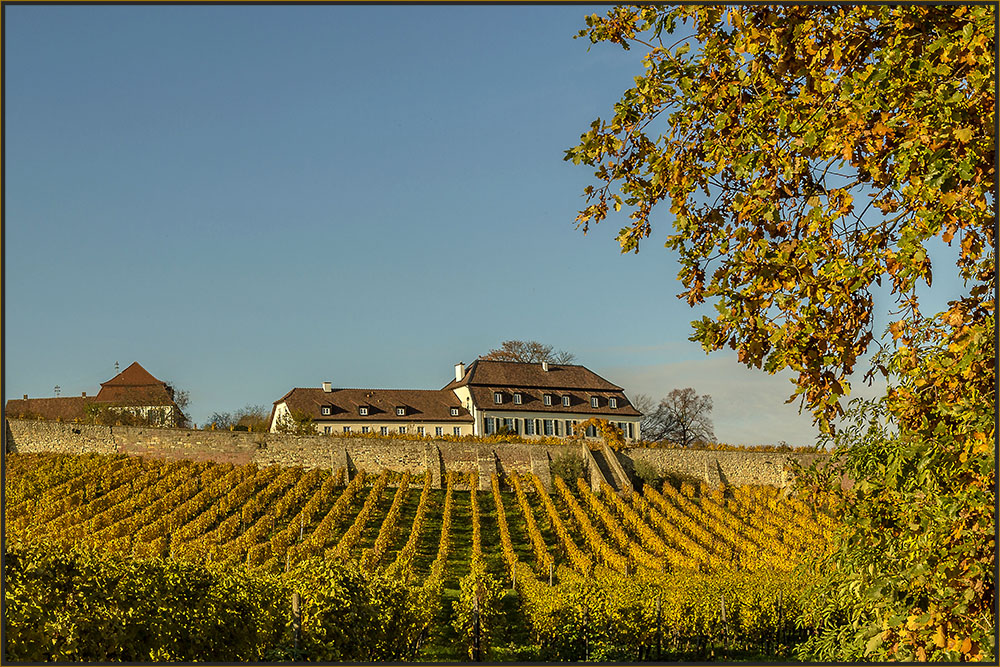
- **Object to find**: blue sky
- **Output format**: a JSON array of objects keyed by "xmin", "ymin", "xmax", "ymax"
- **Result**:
[{"xmin": 3, "ymin": 5, "xmax": 966, "ymax": 446}]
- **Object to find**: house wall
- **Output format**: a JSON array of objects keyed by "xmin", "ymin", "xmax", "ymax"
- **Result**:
[
  {"xmin": 478, "ymin": 409, "xmax": 640, "ymax": 440},
  {"xmin": 312, "ymin": 421, "xmax": 474, "ymax": 437},
  {"xmin": 5, "ymin": 418, "xmax": 827, "ymax": 488}
]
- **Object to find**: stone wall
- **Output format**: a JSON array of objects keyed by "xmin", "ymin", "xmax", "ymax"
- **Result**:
[
  {"xmin": 5, "ymin": 419, "xmax": 827, "ymax": 488},
  {"xmin": 625, "ymin": 447, "xmax": 829, "ymax": 488}
]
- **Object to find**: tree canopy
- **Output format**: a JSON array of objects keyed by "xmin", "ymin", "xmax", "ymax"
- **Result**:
[
  {"xmin": 568, "ymin": 4, "xmax": 994, "ymax": 661},
  {"xmin": 481, "ymin": 340, "xmax": 576, "ymax": 364},
  {"xmin": 566, "ymin": 3, "xmax": 994, "ymax": 433},
  {"xmin": 635, "ymin": 388, "xmax": 715, "ymax": 446}
]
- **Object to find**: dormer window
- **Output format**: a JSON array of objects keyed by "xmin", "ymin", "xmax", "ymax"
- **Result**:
[
  {"xmin": 609, "ymin": 397, "xmax": 618, "ymax": 409},
  {"xmin": 321, "ymin": 406, "xmax": 331, "ymax": 416},
  {"xmin": 450, "ymin": 407, "xmax": 460, "ymax": 416},
  {"xmin": 396, "ymin": 406, "xmax": 406, "ymax": 416},
  {"xmin": 513, "ymin": 392, "xmax": 523, "ymax": 405},
  {"xmin": 543, "ymin": 394, "xmax": 552, "ymax": 406},
  {"xmin": 591, "ymin": 396, "xmax": 600, "ymax": 408},
  {"xmin": 494, "ymin": 392, "xmax": 503, "ymax": 404},
  {"xmin": 562, "ymin": 395, "xmax": 571, "ymax": 407},
  {"xmin": 358, "ymin": 406, "xmax": 369, "ymax": 416}
]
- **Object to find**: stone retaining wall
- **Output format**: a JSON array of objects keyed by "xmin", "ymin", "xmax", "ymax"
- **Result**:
[{"xmin": 5, "ymin": 418, "xmax": 827, "ymax": 488}]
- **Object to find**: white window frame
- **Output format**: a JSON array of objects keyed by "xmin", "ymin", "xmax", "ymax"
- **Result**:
[
  {"xmin": 513, "ymin": 392, "xmax": 522, "ymax": 405},
  {"xmin": 323, "ymin": 426, "xmax": 332, "ymax": 434},
  {"xmin": 453, "ymin": 426, "xmax": 461, "ymax": 436},
  {"xmin": 359, "ymin": 406, "xmax": 369, "ymax": 416},
  {"xmin": 562, "ymin": 395, "xmax": 571, "ymax": 407},
  {"xmin": 609, "ymin": 397, "xmax": 618, "ymax": 409},
  {"xmin": 343, "ymin": 426, "xmax": 351, "ymax": 434},
  {"xmin": 591, "ymin": 396, "xmax": 600, "ymax": 408},
  {"xmin": 435, "ymin": 426, "xmax": 443, "ymax": 436},
  {"xmin": 417, "ymin": 426, "xmax": 425, "ymax": 436},
  {"xmin": 396, "ymin": 407, "xmax": 406, "ymax": 416},
  {"xmin": 494, "ymin": 392, "xmax": 503, "ymax": 404},
  {"xmin": 450, "ymin": 407, "xmax": 460, "ymax": 416},
  {"xmin": 543, "ymin": 419, "xmax": 554, "ymax": 436},
  {"xmin": 380, "ymin": 426, "xmax": 389, "ymax": 435},
  {"xmin": 399, "ymin": 426, "xmax": 407, "ymax": 434},
  {"xmin": 362, "ymin": 426, "xmax": 370, "ymax": 434},
  {"xmin": 321, "ymin": 406, "xmax": 331, "ymax": 415},
  {"xmin": 543, "ymin": 394, "xmax": 552, "ymax": 406}
]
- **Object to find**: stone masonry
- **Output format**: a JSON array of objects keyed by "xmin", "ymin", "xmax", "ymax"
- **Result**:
[{"xmin": 5, "ymin": 418, "xmax": 828, "ymax": 489}]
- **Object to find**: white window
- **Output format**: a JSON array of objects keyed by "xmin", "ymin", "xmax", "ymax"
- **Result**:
[
  {"xmin": 417, "ymin": 426, "xmax": 425, "ymax": 436},
  {"xmin": 343, "ymin": 426, "xmax": 351, "ymax": 433},
  {"xmin": 504, "ymin": 418, "xmax": 516, "ymax": 433},
  {"xmin": 609, "ymin": 397, "xmax": 618, "ymax": 409},
  {"xmin": 524, "ymin": 419, "xmax": 535, "ymax": 436},
  {"xmin": 362, "ymin": 426, "xmax": 370, "ymax": 434},
  {"xmin": 321, "ymin": 406, "xmax": 331, "ymax": 415},
  {"xmin": 591, "ymin": 396, "xmax": 600, "ymax": 408},
  {"xmin": 453, "ymin": 426, "xmax": 461, "ymax": 436},
  {"xmin": 359, "ymin": 406, "xmax": 369, "ymax": 416},
  {"xmin": 555, "ymin": 420, "xmax": 562, "ymax": 436},
  {"xmin": 485, "ymin": 417, "xmax": 496, "ymax": 434},
  {"xmin": 543, "ymin": 394, "xmax": 552, "ymax": 406},
  {"xmin": 450, "ymin": 407, "xmax": 460, "ymax": 416},
  {"xmin": 562, "ymin": 395, "xmax": 571, "ymax": 407},
  {"xmin": 494, "ymin": 392, "xmax": 503, "ymax": 404},
  {"xmin": 380, "ymin": 426, "xmax": 388, "ymax": 435},
  {"xmin": 396, "ymin": 407, "xmax": 406, "ymax": 416},
  {"xmin": 399, "ymin": 426, "xmax": 407, "ymax": 434},
  {"xmin": 543, "ymin": 419, "xmax": 554, "ymax": 436},
  {"xmin": 435, "ymin": 426, "xmax": 443, "ymax": 436},
  {"xmin": 324, "ymin": 426, "xmax": 331, "ymax": 434},
  {"xmin": 513, "ymin": 393, "xmax": 522, "ymax": 405},
  {"xmin": 586, "ymin": 425, "xmax": 597, "ymax": 438}
]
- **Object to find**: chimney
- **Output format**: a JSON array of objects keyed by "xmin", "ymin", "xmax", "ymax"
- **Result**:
[
  {"xmin": 455, "ymin": 362, "xmax": 465, "ymax": 383},
  {"xmin": 23, "ymin": 394, "xmax": 27, "ymax": 400},
  {"xmin": 542, "ymin": 361, "xmax": 549, "ymax": 372},
  {"xmin": 322, "ymin": 381, "xmax": 332, "ymax": 393},
  {"xmin": 82, "ymin": 392, "xmax": 87, "ymax": 398}
]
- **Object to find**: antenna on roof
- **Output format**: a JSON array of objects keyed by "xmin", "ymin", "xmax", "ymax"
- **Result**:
[
  {"xmin": 114, "ymin": 361, "xmax": 120, "ymax": 373},
  {"xmin": 54, "ymin": 385, "xmax": 61, "ymax": 396}
]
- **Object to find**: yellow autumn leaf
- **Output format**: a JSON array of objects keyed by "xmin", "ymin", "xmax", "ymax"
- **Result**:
[{"xmin": 954, "ymin": 127, "xmax": 973, "ymax": 143}]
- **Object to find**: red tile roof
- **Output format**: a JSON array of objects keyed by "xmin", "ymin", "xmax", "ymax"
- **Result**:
[
  {"xmin": 95, "ymin": 361, "xmax": 175, "ymax": 406},
  {"xmin": 467, "ymin": 387, "xmax": 641, "ymax": 417},
  {"xmin": 275, "ymin": 388, "xmax": 473, "ymax": 422},
  {"xmin": 442, "ymin": 360, "xmax": 623, "ymax": 391},
  {"xmin": 4, "ymin": 397, "xmax": 93, "ymax": 421}
]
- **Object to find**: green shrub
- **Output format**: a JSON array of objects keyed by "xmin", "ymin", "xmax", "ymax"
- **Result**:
[{"xmin": 549, "ymin": 451, "xmax": 585, "ymax": 481}]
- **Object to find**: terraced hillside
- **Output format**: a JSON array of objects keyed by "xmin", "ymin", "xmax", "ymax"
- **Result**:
[{"xmin": 5, "ymin": 452, "xmax": 838, "ymax": 661}]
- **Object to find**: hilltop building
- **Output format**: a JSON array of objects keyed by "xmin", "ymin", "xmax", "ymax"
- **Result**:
[
  {"xmin": 5, "ymin": 362, "xmax": 184, "ymax": 427},
  {"xmin": 270, "ymin": 359, "xmax": 642, "ymax": 440}
]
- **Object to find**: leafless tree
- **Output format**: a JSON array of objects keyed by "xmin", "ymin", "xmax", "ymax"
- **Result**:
[
  {"xmin": 480, "ymin": 340, "xmax": 576, "ymax": 364},
  {"xmin": 638, "ymin": 388, "xmax": 715, "ymax": 446}
]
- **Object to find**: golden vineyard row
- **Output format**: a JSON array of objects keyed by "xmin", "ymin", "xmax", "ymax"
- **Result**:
[{"xmin": 7, "ymin": 453, "xmax": 834, "ymax": 583}]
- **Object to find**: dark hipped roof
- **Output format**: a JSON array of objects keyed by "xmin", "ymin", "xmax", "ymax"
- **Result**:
[
  {"xmin": 275, "ymin": 388, "xmax": 473, "ymax": 422},
  {"xmin": 443, "ymin": 359, "xmax": 623, "ymax": 391},
  {"xmin": 4, "ymin": 396, "xmax": 93, "ymax": 421},
  {"xmin": 467, "ymin": 387, "xmax": 642, "ymax": 417},
  {"xmin": 95, "ymin": 361, "xmax": 175, "ymax": 406}
]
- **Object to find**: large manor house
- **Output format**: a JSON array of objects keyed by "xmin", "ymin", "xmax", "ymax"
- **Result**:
[
  {"xmin": 6, "ymin": 359, "xmax": 643, "ymax": 442},
  {"xmin": 271, "ymin": 359, "xmax": 642, "ymax": 440}
]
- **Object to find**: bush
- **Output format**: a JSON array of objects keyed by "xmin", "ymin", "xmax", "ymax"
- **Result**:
[
  {"xmin": 549, "ymin": 451, "xmax": 585, "ymax": 481},
  {"xmin": 630, "ymin": 459, "xmax": 664, "ymax": 489}
]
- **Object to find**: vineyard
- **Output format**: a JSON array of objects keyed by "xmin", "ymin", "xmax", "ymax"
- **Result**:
[{"xmin": 4, "ymin": 452, "xmax": 838, "ymax": 661}]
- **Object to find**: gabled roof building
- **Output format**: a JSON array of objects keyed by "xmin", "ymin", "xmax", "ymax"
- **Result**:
[
  {"xmin": 5, "ymin": 362, "xmax": 184, "ymax": 427},
  {"xmin": 270, "ymin": 359, "xmax": 642, "ymax": 440}
]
